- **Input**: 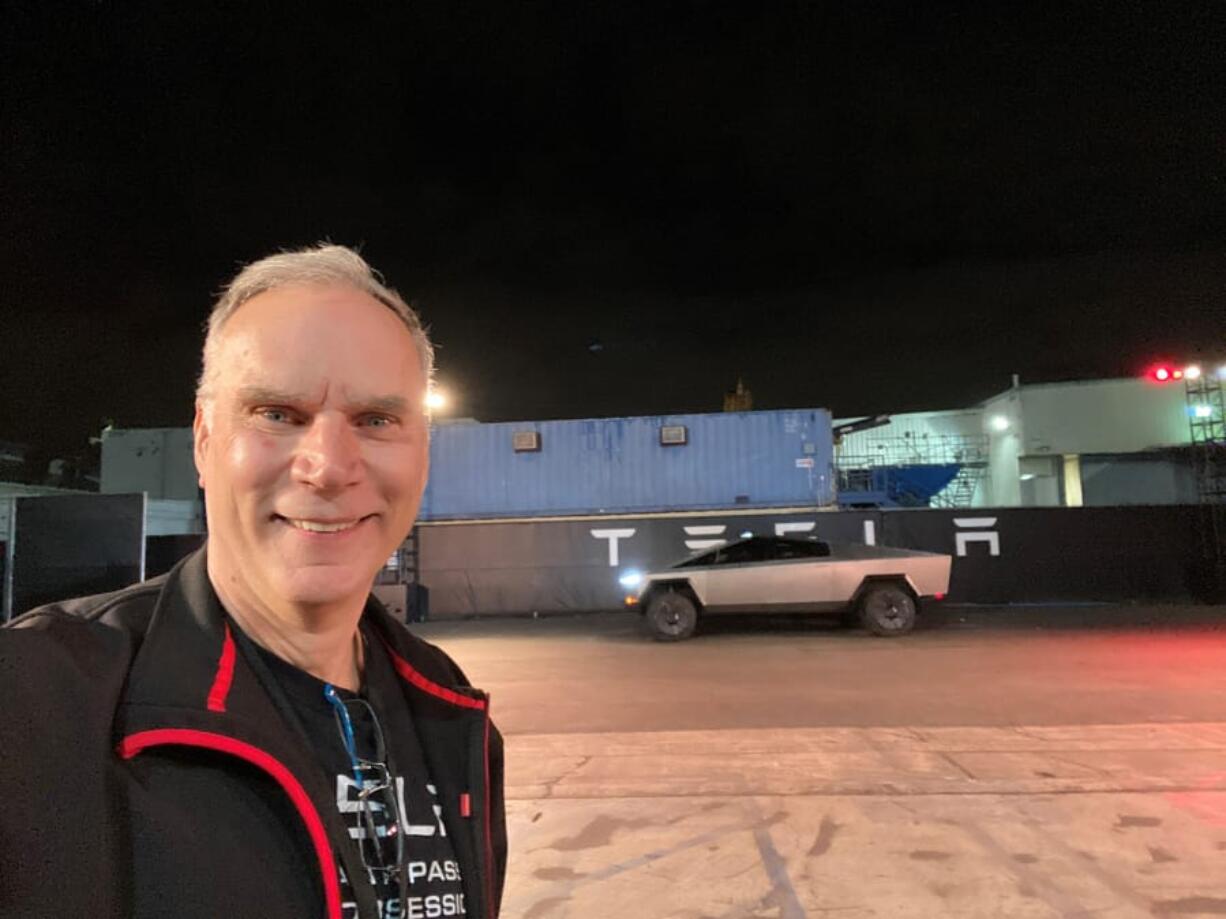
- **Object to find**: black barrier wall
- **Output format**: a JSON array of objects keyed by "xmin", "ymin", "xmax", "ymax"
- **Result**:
[
  {"xmin": 7, "ymin": 503, "xmax": 1220, "ymax": 621},
  {"xmin": 417, "ymin": 505, "xmax": 1222, "ymax": 616},
  {"xmin": 879, "ymin": 507, "xmax": 1216, "ymax": 604},
  {"xmin": 146, "ymin": 534, "xmax": 206, "ymax": 579},
  {"xmin": 9, "ymin": 493, "xmax": 145, "ymax": 619}
]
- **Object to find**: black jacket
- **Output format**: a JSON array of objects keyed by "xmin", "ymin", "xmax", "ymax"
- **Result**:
[{"xmin": 0, "ymin": 547, "xmax": 506, "ymax": 919}]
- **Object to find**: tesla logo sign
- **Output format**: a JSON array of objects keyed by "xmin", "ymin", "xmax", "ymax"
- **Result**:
[
  {"xmin": 591, "ymin": 517, "xmax": 1001, "ymax": 564},
  {"xmin": 953, "ymin": 517, "xmax": 1000, "ymax": 557}
]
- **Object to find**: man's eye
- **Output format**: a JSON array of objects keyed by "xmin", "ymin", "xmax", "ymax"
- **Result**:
[
  {"xmin": 363, "ymin": 415, "xmax": 394, "ymax": 428},
  {"xmin": 258, "ymin": 408, "xmax": 294, "ymax": 424}
]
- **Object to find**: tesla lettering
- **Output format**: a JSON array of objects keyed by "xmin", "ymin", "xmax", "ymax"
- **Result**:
[
  {"xmin": 591, "ymin": 528, "xmax": 636, "ymax": 566},
  {"xmin": 953, "ymin": 517, "xmax": 1000, "ymax": 557},
  {"xmin": 683, "ymin": 524, "xmax": 727, "ymax": 551},
  {"xmin": 774, "ymin": 521, "xmax": 816, "ymax": 537}
]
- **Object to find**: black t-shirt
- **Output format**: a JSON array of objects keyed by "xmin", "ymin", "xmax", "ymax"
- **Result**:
[{"xmin": 246, "ymin": 626, "xmax": 467, "ymax": 919}]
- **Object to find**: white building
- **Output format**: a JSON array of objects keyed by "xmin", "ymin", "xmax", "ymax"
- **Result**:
[{"xmin": 837, "ymin": 375, "xmax": 1201, "ymax": 507}]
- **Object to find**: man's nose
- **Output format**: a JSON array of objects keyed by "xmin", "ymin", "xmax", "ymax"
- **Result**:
[{"xmin": 293, "ymin": 414, "xmax": 362, "ymax": 490}]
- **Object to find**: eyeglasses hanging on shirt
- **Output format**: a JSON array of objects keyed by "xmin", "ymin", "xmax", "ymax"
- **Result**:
[{"xmin": 323, "ymin": 684, "xmax": 408, "ymax": 879}]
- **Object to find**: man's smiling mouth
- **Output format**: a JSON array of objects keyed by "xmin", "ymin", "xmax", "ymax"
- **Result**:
[{"xmin": 273, "ymin": 515, "xmax": 375, "ymax": 533}]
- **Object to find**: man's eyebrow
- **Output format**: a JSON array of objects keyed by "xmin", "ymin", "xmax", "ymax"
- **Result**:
[
  {"xmin": 362, "ymin": 395, "xmax": 411, "ymax": 415},
  {"xmin": 234, "ymin": 386, "xmax": 411, "ymax": 415},
  {"xmin": 235, "ymin": 386, "xmax": 309, "ymax": 406}
]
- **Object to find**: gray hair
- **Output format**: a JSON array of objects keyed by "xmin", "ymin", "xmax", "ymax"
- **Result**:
[{"xmin": 196, "ymin": 244, "xmax": 434, "ymax": 402}]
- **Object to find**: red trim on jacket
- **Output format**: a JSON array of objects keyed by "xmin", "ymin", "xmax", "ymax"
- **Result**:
[
  {"xmin": 206, "ymin": 623, "xmax": 236, "ymax": 712},
  {"xmin": 482, "ymin": 707, "xmax": 496, "ymax": 919},
  {"xmin": 380, "ymin": 640, "xmax": 487, "ymax": 711},
  {"xmin": 118, "ymin": 728, "xmax": 342, "ymax": 919}
]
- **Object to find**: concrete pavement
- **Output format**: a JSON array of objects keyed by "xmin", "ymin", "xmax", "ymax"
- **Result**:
[
  {"xmin": 502, "ymin": 723, "xmax": 1226, "ymax": 918},
  {"xmin": 415, "ymin": 608, "xmax": 1226, "ymax": 916}
]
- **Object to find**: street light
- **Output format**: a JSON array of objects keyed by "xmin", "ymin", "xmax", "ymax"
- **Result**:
[
  {"xmin": 425, "ymin": 389, "xmax": 447, "ymax": 411},
  {"xmin": 990, "ymin": 416, "xmax": 1010, "ymax": 432}
]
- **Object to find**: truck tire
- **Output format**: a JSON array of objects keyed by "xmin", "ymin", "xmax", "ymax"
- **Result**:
[
  {"xmin": 857, "ymin": 583, "xmax": 917, "ymax": 637},
  {"xmin": 644, "ymin": 590, "xmax": 699, "ymax": 641}
]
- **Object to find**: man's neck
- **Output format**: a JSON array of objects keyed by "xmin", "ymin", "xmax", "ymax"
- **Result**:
[{"xmin": 207, "ymin": 560, "xmax": 366, "ymax": 692}]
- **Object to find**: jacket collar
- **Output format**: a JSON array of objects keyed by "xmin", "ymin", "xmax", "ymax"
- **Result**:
[{"xmin": 120, "ymin": 544, "xmax": 485, "ymax": 721}]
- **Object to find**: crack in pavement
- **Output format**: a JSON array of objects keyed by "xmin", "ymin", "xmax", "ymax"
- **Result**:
[
  {"xmin": 537, "ymin": 755, "xmax": 593, "ymax": 799},
  {"xmin": 939, "ymin": 751, "xmax": 978, "ymax": 780}
]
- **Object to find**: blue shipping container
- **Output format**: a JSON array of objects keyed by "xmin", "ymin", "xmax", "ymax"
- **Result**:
[{"xmin": 420, "ymin": 408, "xmax": 834, "ymax": 520}]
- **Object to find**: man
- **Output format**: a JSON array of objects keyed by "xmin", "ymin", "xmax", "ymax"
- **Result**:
[{"xmin": 0, "ymin": 245, "xmax": 506, "ymax": 919}]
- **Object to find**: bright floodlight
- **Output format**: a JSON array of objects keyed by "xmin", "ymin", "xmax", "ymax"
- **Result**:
[
  {"xmin": 990, "ymin": 416, "xmax": 1010, "ymax": 432},
  {"xmin": 1185, "ymin": 365, "xmax": 1202, "ymax": 380},
  {"xmin": 425, "ymin": 389, "xmax": 447, "ymax": 410},
  {"xmin": 1218, "ymin": 365, "xmax": 1226, "ymax": 380},
  {"xmin": 1195, "ymin": 405, "xmax": 1213, "ymax": 419}
]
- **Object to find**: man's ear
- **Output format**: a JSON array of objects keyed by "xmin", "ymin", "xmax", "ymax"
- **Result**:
[{"xmin": 192, "ymin": 401, "xmax": 210, "ymax": 489}]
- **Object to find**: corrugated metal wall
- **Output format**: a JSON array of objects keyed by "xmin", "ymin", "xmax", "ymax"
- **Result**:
[{"xmin": 421, "ymin": 408, "xmax": 834, "ymax": 520}]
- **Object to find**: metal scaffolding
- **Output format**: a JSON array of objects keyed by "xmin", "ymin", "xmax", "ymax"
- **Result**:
[
  {"xmin": 1186, "ymin": 373, "xmax": 1226, "ymax": 500},
  {"xmin": 1185, "ymin": 372, "xmax": 1226, "ymax": 597},
  {"xmin": 836, "ymin": 433, "xmax": 989, "ymax": 508}
]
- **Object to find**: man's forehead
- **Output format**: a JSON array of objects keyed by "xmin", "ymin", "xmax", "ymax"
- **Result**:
[
  {"xmin": 210, "ymin": 286, "xmax": 427, "ymax": 396},
  {"xmin": 226, "ymin": 284, "xmax": 421, "ymax": 347},
  {"xmin": 222, "ymin": 286, "xmax": 407, "ymax": 342}
]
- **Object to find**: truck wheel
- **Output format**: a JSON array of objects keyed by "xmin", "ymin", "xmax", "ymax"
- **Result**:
[
  {"xmin": 858, "ymin": 584, "xmax": 916, "ymax": 637},
  {"xmin": 644, "ymin": 590, "xmax": 699, "ymax": 641}
]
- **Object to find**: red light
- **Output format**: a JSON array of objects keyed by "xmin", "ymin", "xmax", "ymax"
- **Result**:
[
  {"xmin": 1153, "ymin": 367, "xmax": 1172, "ymax": 382},
  {"xmin": 934, "ymin": 592, "xmax": 946, "ymax": 601}
]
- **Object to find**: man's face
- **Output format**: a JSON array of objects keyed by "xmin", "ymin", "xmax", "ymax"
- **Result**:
[{"xmin": 193, "ymin": 284, "xmax": 429, "ymax": 613}]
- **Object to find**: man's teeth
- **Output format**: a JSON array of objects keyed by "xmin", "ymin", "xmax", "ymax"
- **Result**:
[{"xmin": 286, "ymin": 519, "xmax": 358, "ymax": 533}]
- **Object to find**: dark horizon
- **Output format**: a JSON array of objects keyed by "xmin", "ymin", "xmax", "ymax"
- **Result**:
[{"xmin": 4, "ymin": 3, "xmax": 1225, "ymax": 457}]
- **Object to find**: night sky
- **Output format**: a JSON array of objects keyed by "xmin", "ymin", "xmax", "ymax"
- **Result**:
[{"xmin": 4, "ymin": 2, "xmax": 1226, "ymax": 458}]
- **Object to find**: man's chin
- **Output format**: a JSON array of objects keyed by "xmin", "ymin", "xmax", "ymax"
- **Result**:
[{"xmin": 272, "ymin": 566, "xmax": 374, "ymax": 610}]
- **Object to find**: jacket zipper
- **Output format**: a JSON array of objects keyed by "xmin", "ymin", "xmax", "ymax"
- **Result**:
[{"xmin": 118, "ymin": 728, "xmax": 342, "ymax": 919}]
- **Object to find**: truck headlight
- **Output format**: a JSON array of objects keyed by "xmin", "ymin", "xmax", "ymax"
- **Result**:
[{"xmin": 619, "ymin": 570, "xmax": 643, "ymax": 588}]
